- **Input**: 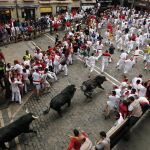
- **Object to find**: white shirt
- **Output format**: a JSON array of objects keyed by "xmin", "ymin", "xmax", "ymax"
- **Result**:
[
  {"xmin": 14, "ymin": 64, "xmax": 23, "ymax": 74},
  {"xmin": 132, "ymin": 77, "xmax": 142, "ymax": 88},
  {"xmin": 88, "ymin": 56, "xmax": 97, "ymax": 66},
  {"xmin": 10, "ymin": 79, "xmax": 22, "ymax": 92},
  {"xmin": 23, "ymin": 60, "xmax": 30, "ymax": 66},
  {"xmin": 32, "ymin": 71, "xmax": 41, "ymax": 84},
  {"xmin": 137, "ymin": 84, "xmax": 146, "ymax": 97},
  {"xmin": 115, "ymin": 88, "xmax": 121, "ymax": 97},
  {"xmin": 120, "ymin": 52, "xmax": 127, "ymax": 60},
  {"xmin": 108, "ymin": 95, "xmax": 120, "ymax": 108},
  {"xmin": 137, "ymin": 97, "xmax": 149, "ymax": 104},
  {"xmin": 34, "ymin": 52, "xmax": 43, "ymax": 60}
]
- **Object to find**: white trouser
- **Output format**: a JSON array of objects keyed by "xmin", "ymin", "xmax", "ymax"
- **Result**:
[
  {"xmin": 53, "ymin": 61, "xmax": 59, "ymax": 74},
  {"xmin": 89, "ymin": 64, "xmax": 95, "ymax": 73},
  {"xmin": 124, "ymin": 66, "xmax": 132, "ymax": 74},
  {"xmin": 117, "ymin": 43, "xmax": 123, "ymax": 50},
  {"xmin": 24, "ymin": 79, "xmax": 30, "ymax": 93},
  {"xmin": 12, "ymin": 91, "xmax": 21, "ymax": 104},
  {"xmin": 51, "ymin": 72, "xmax": 57, "ymax": 80},
  {"xmin": 59, "ymin": 64, "xmax": 68, "ymax": 75},
  {"xmin": 101, "ymin": 61, "xmax": 108, "ymax": 72},
  {"xmin": 144, "ymin": 53, "xmax": 148, "ymax": 61},
  {"xmin": 67, "ymin": 54, "xmax": 72, "ymax": 65},
  {"xmin": 117, "ymin": 59, "xmax": 125, "ymax": 70}
]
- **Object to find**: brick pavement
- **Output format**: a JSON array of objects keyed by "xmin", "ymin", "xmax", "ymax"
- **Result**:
[
  {"xmin": 7, "ymin": 60, "xmax": 114, "ymax": 150},
  {"xmin": 0, "ymin": 27, "xmax": 150, "ymax": 150}
]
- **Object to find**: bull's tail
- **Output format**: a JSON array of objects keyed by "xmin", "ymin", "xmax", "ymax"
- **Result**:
[{"xmin": 43, "ymin": 106, "xmax": 51, "ymax": 115}]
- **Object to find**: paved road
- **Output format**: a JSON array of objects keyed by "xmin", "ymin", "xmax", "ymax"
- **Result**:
[{"xmin": 0, "ymin": 30, "xmax": 150, "ymax": 150}]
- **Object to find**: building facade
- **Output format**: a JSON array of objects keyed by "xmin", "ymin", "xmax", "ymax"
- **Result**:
[
  {"xmin": 127, "ymin": 0, "xmax": 150, "ymax": 10},
  {"xmin": 0, "ymin": 0, "xmax": 96, "ymax": 22},
  {"xmin": 0, "ymin": 0, "xmax": 40, "ymax": 23}
]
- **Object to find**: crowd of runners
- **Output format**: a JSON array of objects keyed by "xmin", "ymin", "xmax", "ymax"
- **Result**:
[{"xmin": 0, "ymin": 3, "xmax": 150, "ymax": 150}]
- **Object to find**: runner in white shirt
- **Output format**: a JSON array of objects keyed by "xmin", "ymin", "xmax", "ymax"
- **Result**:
[
  {"xmin": 53, "ymin": 54, "xmax": 60, "ymax": 74},
  {"xmin": 132, "ymin": 74, "xmax": 143, "ymax": 89},
  {"xmin": 32, "ymin": 69, "xmax": 41, "ymax": 100},
  {"xmin": 9, "ymin": 76, "xmax": 22, "ymax": 104},
  {"xmin": 104, "ymin": 91, "xmax": 120, "ymax": 118},
  {"xmin": 117, "ymin": 50, "xmax": 128, "ymax": 70},
  {"xmin": 101, "ymin": 50, "xmax": 111, "ymax": 72},
  {"xmin": 123, "ymin": 57, "xmax": 135, "ymax": 74},
  {"xmin": 86, "ymin": 53, "xmax": 98, "ymax": 78}
]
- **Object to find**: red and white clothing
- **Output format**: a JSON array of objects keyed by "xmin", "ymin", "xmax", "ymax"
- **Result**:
[
  {"xmin": 101, "ymin": 52, "xmax": 111, "ymax": 72},
  {"xmin": 32, "ymin": 71, "xmax": 41, "ymax": 85},
  {"xmin": 9, "ymin": 78, "xmax": 22, "ymax": 104}
]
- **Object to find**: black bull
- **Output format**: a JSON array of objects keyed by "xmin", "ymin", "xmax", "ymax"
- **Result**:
[
  {"xmin": 0, "ymin": 113, "xmax": 37, "ymax": 149},
  {"xmin": 81, "ymin": 75, "xmax": 107, "ymax": 98},
  {"xmin": 43, "ymin": 85, "xmax": 76, "ymax": 116}
]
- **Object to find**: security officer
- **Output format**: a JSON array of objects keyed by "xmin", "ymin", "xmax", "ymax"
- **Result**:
[{"xmin": 24, "ymin": 50, "xmax": 32, "ymax": 60}]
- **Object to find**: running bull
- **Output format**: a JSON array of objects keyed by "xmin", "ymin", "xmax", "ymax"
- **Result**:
[
  {"xmin": 0, "ymin": 113, "xmax": 38, "ymax": 149},
  {"xmin": 81, "ymin": 75, "xmax": 107, "ymax": 98},
  {"xmin": 44, "ymin": 84, "xmax": 76, "ymax": 116}
]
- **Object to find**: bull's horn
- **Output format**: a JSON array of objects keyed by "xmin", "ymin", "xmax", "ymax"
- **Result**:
[
  {"xmin": 76, "ymin": 87, "xmax": 80, "ymax": 90},
  {"xmin": 32, "ymin": 115, "xmax": 39, "ymax": 119},
  {"xmin": 25, "ymin": 108, "xmax": 29, "ymax": 113}
]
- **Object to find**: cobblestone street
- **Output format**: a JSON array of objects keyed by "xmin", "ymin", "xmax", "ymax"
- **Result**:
[{"xmin": 0, "ymin": 30, "xmax": 150, "ymax": 150}]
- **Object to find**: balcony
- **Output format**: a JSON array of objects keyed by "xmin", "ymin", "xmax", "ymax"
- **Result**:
[
  {"xmin": 39, "ymin": 0, "xmax": 72, "ymax": 4},
  {"xmin": 23, "ymin": 0, "xmax": 35, "ymax": 1},
  {"xmin": 0, "ymin": 0, "xmax": 9, "ymax": 1}
]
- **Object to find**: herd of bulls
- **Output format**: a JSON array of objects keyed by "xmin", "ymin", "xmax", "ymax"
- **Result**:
[{"xmin": 0, "ymin": 75, "xmax": 107, "ymax": 149}]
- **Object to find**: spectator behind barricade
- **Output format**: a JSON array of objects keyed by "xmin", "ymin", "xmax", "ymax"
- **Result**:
[
  {"xmin": 137, "ymin": 97, "xmax": 150, "ymax": 113},
  {"xmin": 95, "ymin": 131, "xmax": 110, "ymax": 150},
  {"xmin": 128, "ymin": 88, "xmax": 138, "ymax": 99},
  {"xmin": 128, "ymin": 96, "xmax": 143, "ymax": 127},
  {"xmin": 119, "ymin": 100, "xmax": 128, "ymax": 119}
]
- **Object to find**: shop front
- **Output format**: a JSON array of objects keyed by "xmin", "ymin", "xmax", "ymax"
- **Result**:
[
  {"xmin": 0, "ymin": 5, "xmax": 15, "ymax": 24},
  {"xmin": 56, "ymin": 6, "xmax": 67, "ymax": 14},
  {"xmin": 40, "ymin": 7, "xmax": 52, "ymax": 16},
  {"xmin": 0, "ymin": 9, "xmax": 11, "ymax": 24},
  {"xmin": 81, "ymin": 0, "xmax": 96, "ymax": 10},
  {"xmin": 18, "ymin": 4, "xmax": 39, "ymax": 21}
]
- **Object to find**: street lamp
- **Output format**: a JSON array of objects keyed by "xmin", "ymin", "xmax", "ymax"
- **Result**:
[{"xmin": 15, "ymin": 0, "xmax": 19, "ymax": 21}]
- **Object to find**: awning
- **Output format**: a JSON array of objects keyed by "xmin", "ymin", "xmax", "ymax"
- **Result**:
[
  {"xmin": 17, "ymin": 4, "xmax": 39, "ymax": 8},
  {"xmin": 40, "ymin": 7, "xmax": 52, "ymax": 13},
  {"xmin": 82, "ymin": 5, "xmax": 94, "ymax": 10},
  {"xmin": 0, "ymin": 5, "xmax": 16, "ymax": 9},
  {"xmin": 81, "ymin": 0, "xmax": 96, "ymax": 4}
]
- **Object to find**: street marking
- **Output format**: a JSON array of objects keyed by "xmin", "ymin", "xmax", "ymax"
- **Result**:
[
  {"xmin": 95, "ymin": 66, "xmax": 121, "ymax": 85},
  {"xmin": 77, "ymin": 57, "xmax": 118, "ymax": 86},
  {"xmin": 31, "ymin": 41, "xmax": 42, "ymax": 51},
  {"xmin": 10, "ymin": 92, "xmax": 33, "ymax": 122},
  {"xmin": 44, "ymin": 34, "xmax": 55, "ymax": 42},
  {"xmin": 7, "ymin": 108, "xmax": 22, "ymax": 150},
  {"xmin": 78, "ymin": 55, "xmax": 121, "ymax": 86}
]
